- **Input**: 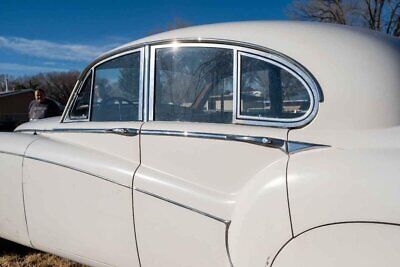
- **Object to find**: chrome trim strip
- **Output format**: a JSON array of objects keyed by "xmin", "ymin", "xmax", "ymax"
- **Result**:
[
  {"xmin": 88, "ymin": 68, "xmax": 95, "ymax": 121},
  {"xmin": 60, "ymin": 80, "xmax": 79, "ymax": 122},
  {"xmin": 225, "ymin": 221, "xmax": 234, "ymax": 267},
  {"xmin": 25, "ymin": 155, "xmax": 131, "ymax": 189},
  {"xmin": 15, "ymin": 128, "xmax": 139, "ymax": 137},
  {"xmin": 74, "ymin": 38, "xmax": 323, "ymax": 129},
  {"xmin": 63, "ymin": 48, "xmax": 145, "ymax": 123},
  {"xmin": 146, "ymin": 42, "xmax": 320, "ymax": 128},
  {"xmin": 143, "ymin": 45, "xmax": 150, "ymax": 122},
  {"xmin": 236, "ymin": 52, "xmax": 316, "ymax": 126},
  {"xmin": 141, "ymin": 129, "xmax": 286, "ymax": 150},
  {"xmin": 0, "ymin": 150, "xmax": 24, "ymax": 157},
  {"xmin": 63, "ymin": 70, "xmax": 92, "ymax": 122},
  {"xmin": 134, "ymin": 187, "xmax": 230, "ymax": 224},
  {"xmin": 148, "ymin": 45, "xmax": 156, "ymax": 121},
  {"xmin": 232, "ymin": 48, "xmax": 239, "ymax": 125},
  {"xmin": 138, "ymin": 47, "xmax": 145, "ymax": 121},
  {"xmin": 16, "ymin": 127, "xmax": 328, "ymax": 153},
  {"xmin": 85, "ymin": 38, "xmax": 323, "ymax": 104},
  {"xmin": 287, "ymin": 141, "xmax": 330, "ymax": 154}
]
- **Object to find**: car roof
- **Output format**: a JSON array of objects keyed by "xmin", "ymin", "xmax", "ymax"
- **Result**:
[{"xmin": 90, "ymin": 21, "xmax": 400, "ymax": 130}]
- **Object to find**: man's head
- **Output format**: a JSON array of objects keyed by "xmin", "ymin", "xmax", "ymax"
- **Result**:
[{"xmin": 34, "ymin": 89, "xmax": 46, "ymax": 103}]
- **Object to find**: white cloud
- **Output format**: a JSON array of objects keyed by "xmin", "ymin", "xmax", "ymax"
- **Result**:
[
  {"xmin": 0, "ymin": 36, "xmax": 118, "ymax": 62},
  {"xmin": 0, "ymin": 63, "xmax": 68, "ymax": 73}
]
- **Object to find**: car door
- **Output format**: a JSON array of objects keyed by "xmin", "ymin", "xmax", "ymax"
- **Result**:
[
  {"xmin": 23, "ymin": 49, "xmax": 143, "ymax": 267},
  {"xmin": 132, "ymin": 43, "xmax": 316, "ymax": 266}
]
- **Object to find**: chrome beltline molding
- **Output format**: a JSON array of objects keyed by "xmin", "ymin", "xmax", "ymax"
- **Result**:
[
  {"xmin": 286, "ymin": 141, "xmax": 330, "ymax": 154},
  {"xmin": 15, "ymin": 128, "xmax": 328, "ymax": 153},
  {"xmin": 140, "ymin": 129, "xmax": 287, "ymax": 151},
  {"xmin": 15, "ymin": 128, "xmax": 139, "ymax": 137}
]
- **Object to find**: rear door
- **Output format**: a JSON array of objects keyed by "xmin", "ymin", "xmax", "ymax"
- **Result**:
[{"xmin": 133, "ymin": 43, "xmax": 313, "ymax": 266}]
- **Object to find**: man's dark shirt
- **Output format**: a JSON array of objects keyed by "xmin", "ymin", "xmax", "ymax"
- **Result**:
[{"xmin": 28, "ymin": 99, "xmax": 61, "ymax": 120}]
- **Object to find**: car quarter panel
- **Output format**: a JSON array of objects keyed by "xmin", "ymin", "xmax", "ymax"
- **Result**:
[
  {"xmin": 272, "ymin": 223, "xmax": 400, "ymax": 267},
  {"xmin": 228, "ymin": 157, "xmax": 292, "ymax": 267},
  {"xmin": 134, "ymin": 121, "xmax": 289, "ymax": 266},
  {"xmin": 0, "ymin": 133, "xmax": 38, "ymax": 247},
  {"xmin": 287, "ymin": 144, "xmax": 400, "ymax": 235}
]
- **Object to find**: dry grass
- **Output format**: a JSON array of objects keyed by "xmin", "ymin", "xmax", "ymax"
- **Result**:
[{"xmin": 0, "ymin": 238, "xmax": 84, "ymax": 267}]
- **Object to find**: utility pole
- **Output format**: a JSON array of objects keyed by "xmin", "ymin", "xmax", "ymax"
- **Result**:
[{"xmin": 4, "ymin": 75, "xmax": 9, "ymax": 93}]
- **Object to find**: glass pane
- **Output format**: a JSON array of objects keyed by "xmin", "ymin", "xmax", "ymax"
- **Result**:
[
  {"xmin": 69, "ymin": 73, "xmax": 92, "ymax": 120},
  {"xmin": 240, "ymin": 55, "xmax": 311, "ymax": 119},
  {"xmin": 154, "ymin": 47, "xmax": 233, "ymax": 123},
  {"xmin": 91, "ymin": 52, "xmax": 141, "ymax": 121}
]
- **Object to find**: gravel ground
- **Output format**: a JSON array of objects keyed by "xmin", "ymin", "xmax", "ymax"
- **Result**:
[{"xmin": 0, "ymin": 238, "xmax": 84, "ymax": 267}]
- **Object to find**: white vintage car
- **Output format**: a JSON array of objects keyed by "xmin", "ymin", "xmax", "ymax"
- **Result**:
[{"xmin": 1, "ymin": 21, "xmax": 400, "ymax": 267}]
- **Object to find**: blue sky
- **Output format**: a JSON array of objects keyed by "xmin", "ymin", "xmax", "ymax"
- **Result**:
[{"xmin": 0, "ymin": 0, "xmax": 292, "ymax": 76}]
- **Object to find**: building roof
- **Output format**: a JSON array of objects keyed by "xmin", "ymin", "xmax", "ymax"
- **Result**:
[{"xmin": 0, "ymin": 89, "xmax": 34, "ymax": 98}]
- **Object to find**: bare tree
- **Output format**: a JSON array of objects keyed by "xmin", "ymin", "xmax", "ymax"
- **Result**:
[
  {"xmin": 40, "ymin": 71, "xmax": 80, "ymax": 104},
  {"xmin": 287, "ymin": 0, "xmax": 400, "ymax": 37},
  {"xmin": 2, "ymin": 71, "xmax": 79, "ymax": 104}
]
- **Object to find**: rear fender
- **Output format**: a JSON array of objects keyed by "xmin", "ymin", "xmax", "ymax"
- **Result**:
[
  {"xmin": 271, "ymin": 222, "xmax": 400, "ymax": 267},
  {"xmin": 229, "ymin": 158, "xmax": 292, "ymax": 267}
]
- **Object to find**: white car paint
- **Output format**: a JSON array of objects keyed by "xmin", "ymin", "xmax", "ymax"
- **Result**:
[{"xmin": 0, "ymin": 21, "xmax": 398, "ymax": 267}]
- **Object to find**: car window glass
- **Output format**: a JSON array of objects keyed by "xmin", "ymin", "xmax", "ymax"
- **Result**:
[
  {"xmin": 240, "ymin": 54, "xmax": 311, "ymax": 120},
  {"xmin": 69, "ymin": 73, "xmax": 92, "ymax": 120},
  {"xmin": 154, "ymin": 47, "xmax": 233, "ymax": 123},
  {"xmin": 91, "ymin": 52, "xmax": 141, "ymax": 121}
]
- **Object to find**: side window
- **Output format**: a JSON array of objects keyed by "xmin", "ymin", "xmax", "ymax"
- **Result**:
[
  {"xmin": 69, "ymin": 72, "xmax": 92, "ymax": 120},
  {"xmin": 239, "ymin": 53, "xmax": 311, "ymax": 120},
  {"xmin": 154, "ymin": 47, "xmax": 233, "ymax": 123},
  {"xmin": 91, "ymin": 52, "xmax": 141, "ymax": 121}
]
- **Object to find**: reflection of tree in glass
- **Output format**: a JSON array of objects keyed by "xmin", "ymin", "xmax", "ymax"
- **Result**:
[
  {"xmin": 156, "ymin": 48, "xmax": 232, "ymax": 109},
  {"xmin": 281, "ymin": 71, "xmax": 306, "ymax": 101},
  {"xmin": 95, "ymin": 53, "xmax": 140, "ymax": 102},
  {"xmin": 118, "ymin": 66, "xmax": 140, "ymax": 102}
]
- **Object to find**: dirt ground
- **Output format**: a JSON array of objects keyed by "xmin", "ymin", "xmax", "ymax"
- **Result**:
[{"xmin": 0, "ymin": 238, "xmax": 84, "ymax": 267}]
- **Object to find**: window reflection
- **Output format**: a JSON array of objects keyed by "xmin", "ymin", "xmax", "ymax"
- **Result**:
[
  {"xmin": 154, "ymin": 47, "xmax": 233, "ymax": 123},
  {"xmin": 240, "ymin": 54, "xmax": 311, "ymax": 120},
  {"xmin": 91, "ymin": 52, "xmax": 141, "ymax": 121}
]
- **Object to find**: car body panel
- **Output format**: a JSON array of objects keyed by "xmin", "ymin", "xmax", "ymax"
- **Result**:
[
  {"xmin": 18, "ymin": 120, "xmax": 142, "ymax": 266},
  {"xmin": 229, "ymin": 158, "xmax": 292, "ymax": 267},
  {"xmin": 0, "ymin": 21, "xmax": 399, "ymax": 267},
  {"xmin": 134, "ymin": 190, "xmax": 230, "ymax": 266},
  {"xmin": 272, "ymin": 223, "xmax": 400, "ymax": 267},
  {"xmin": 135, "ymin": 121, "xmax": 288, "ymax": 220},
  {"xmin": 287, "ymin": 146, "xmax": 400, "ymax": 235},
  {"xmin": 0, "ymin": 133, "xmax": 38, "ymax": 247},
  {"xmin": 134, "ymin": 121, "xmax": 289, "ymax": 265},
  {"xmin": 24, "ymin": 159, "xmax": 139, "ymax": 266}
]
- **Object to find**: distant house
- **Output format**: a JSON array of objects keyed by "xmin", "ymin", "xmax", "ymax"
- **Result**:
[{"xmin": 0, "ymin": 89, "xmax": 34, "ymax": 131}]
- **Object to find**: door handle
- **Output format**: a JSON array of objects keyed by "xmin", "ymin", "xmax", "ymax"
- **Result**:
[{"xmin": 107, "ymin": 128, "xmax": 139, "ymax": 136}]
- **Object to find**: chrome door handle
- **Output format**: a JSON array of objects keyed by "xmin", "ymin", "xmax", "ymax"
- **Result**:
[{"xmin": 107, "ymin": 128, "xmax": 139, "ymax": 136}]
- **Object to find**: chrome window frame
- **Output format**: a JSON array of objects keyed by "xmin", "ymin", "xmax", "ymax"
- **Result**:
[
  {"xmin": 148, "ymin": 42, "xmax": 237, "ymax": 122},
  {"xmin": 235, "ymin": 51, "xmax": 316, "ymax": 126},
  {"xmin": 62, "ymin": 47, "xmax": 145, "ymax": 123},
  {"xmin": 63, "ymin": 69, "xmax": 93, "ymax": 122},
  {"xmin": 63, "ymin": 38, "xmax": 322, "ymax": 128}
]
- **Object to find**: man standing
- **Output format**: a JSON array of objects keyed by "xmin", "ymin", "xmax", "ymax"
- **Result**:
[{"xmin": 28, "ymin": 89, "xmax": 61, "ymax": 120}]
